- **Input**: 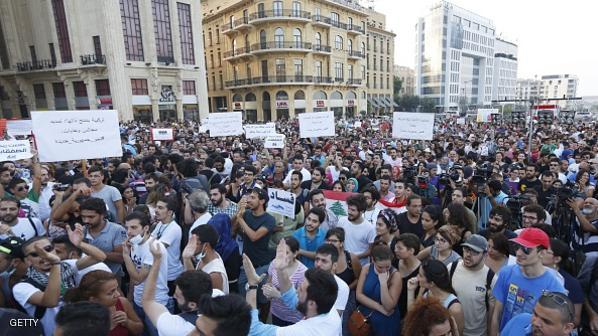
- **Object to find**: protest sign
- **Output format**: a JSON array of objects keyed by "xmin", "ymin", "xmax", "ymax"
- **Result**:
[
  {"xmin": 298, "ymin": 111, "xmax": 335, "ymax": 138},
  {"xmin": 457, "ymin": 118, "xmax": 466, "ymax": 125},
  {"xmin": 0, "ymin": 140, "xmax": 32, "ymax": 161},
  {"xmin": 151, "ymin": 128, "xmax": 174, "ymax": 141},
  {"xmin": 476, "ymin": 108, "xmax": 498, "ymax": 123},
  {"xmin": 244, "ymin": 123, "xmax": 276, "ymax": 139},
  {"xmin": 208, "ymin": 112, "xmax": 243, "ymax": 137},
  {"xmin": 392, "ymin": 112, "xmax": 434, "ymax": 140},
  {"xmin": 6, "ymin": 120, "xmax": 33, "ymax": 137},
  {"xmin": 31, "ymin": 110, "xmax": 123, "ymax": 162},
  {"xmin": 267, "ymin": 188, "xmax": 296, "ymax": 219},
  {"xmin": 264, "ymin": 134, "xmax": 285, "ymax": 148}
]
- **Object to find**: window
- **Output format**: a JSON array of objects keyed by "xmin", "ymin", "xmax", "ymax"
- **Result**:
[
  {"xmin": 380, "ymin": 39, "xmax": 383, "ymax": 53},
  {"xmin": 348, "ymin": 64, "xmax": 353, "ymax": 80},
  {"xmin": 361, "ymin": 42, "xmax": 365, "ymax": 55},
  {"xmin": 120, "ymin": 0, "xmax": 144, "ymax": 61},
  {"xmin": 95, "ymin": 80, "xmax": 111, "ymax": 96},
  {"xmin": 335, "ymin": 62, "xmax": 343, "ymax": 80},
  {"xmin": 0, "ymin": 20, "xmax": 8, "ymax": 69},
  {"xmin": 92, "ymin": 36, "xmax": 102, "ymax": 58},
  {"xmin": 361, "ymin": 65, "xmax": 366, "ymax": 80},
  {"xmin": 216, "ymin": 29, "xmax": 219, "ymax": 43},
  {"xmin": 315, "ymin": 32, "xmax": 321, "ymax": 47},
  {"xmin": 293, "ymin": 28, "xmax": 302, "ymax": 47},
  {"xmin": 257, "ymin": 3, "xmax": 265, "ymax": 17},
  {"xmin": 208, "ymin": 31, "xmax": 213, "ymax": 46},
  {"xmin": 274, "ymin": 28, "xmax": 284, "ymax": 48},
  {"xmin": 292, "ymin": 1, "xmax": 301, "ymax": 16},
  {"xmin": 131, "ymin": 79, "xmax": 148, "ymax": 95},
  {"xmin": 335, "ymin": 35, "xmax": 343, "ymax": 50},
  {"xmin": 373, "ymin": 36, "xmax": 377, "ymax": 52},
  {"xmin": 53, "ymin": 82, "xmax": 66, "ymax": 97},
  {"xmin": 51, "ymin": 0, "xmax": 72, "ymax": 62},
  {"xmin": 315, "ymin": 61, "xmax": 322, "ymax": 77},
  {"xmin": 347, "ymin": 39, "xmax": 352, "ymax": 52},
  {"xmin": 331, "ymin": 12, "xmax": 339, "ymax": 25},
  {"xmin": 29, "ymin": 46, "xmax": 37, "ymax": 64},
  {"xmin": 217, "ymin": 52, "xmax": 221, "ymax": 66},
  {"xmin": 183, "ymin": 80, "xmax": 195, "ymax": 95},
  {"xmin": 219, "ymin": 74, "xmax": 223, "ymax": 90},
  {"xmin": 152, "ymin": 0, "xmax": 174, "ymax": 62},
  {"xmin": 260, "ymin": 30, "xmax": 267, "ymax": 48},
  {"xmin": 380, "ymin": 74, "xmax": 383, "ymax": 89},
  {"xmin": 273, "ymin": 1, "xmax": 282, "ymax": 16},
  {"xmin": 294, "ymin": 59, "xmax": 303, "ymax": 78},
  {"xmin": 261, "ymin": 60, "xmax": 268, "ymax": 80},
  {"xmin": 373, "ymin": 56, "xmax": 376, "ymax": 70},
  {"xmin": 211, "ymin": 75, "xmax": 216, "ymax": 90},
  {"xmin": 73, "ymin": 81, "xmax": 87, "ymax": 97},
  {"xmin": 246, "ymin": 64, "xmax": 252, "ymax": 79},
  {"xmin": 177, "ymin": 3, "xmax": 194, "ymax": 64},
  {"xmin": 33, "ymin": 84, "xmax": 46, "ymax": 100},
  {"xmin": 379, "ymin": 57, "xmax": 383, "ymax": 71},
  {"xmin": 348, "ymin": 17, "xmax": 353, "ymax": 27},
  {"xmin": 276, "ymin": 59, "xmax": 285, "ymax": 78},
  {"xmin": 49, "ymin": 43, "xmax": 57, "ymax": 65}
]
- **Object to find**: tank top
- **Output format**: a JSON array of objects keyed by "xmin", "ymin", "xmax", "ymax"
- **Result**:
[
  {"xmin": 200, "ymin": 254, "xmax": 230, "ymax": 294},
  {"xmin": 109, "ymin": 298, "xmax": 129, "ymax": 336},
  {"xmin": 336, "ymin": 250, "xmax": 355, "ymax": 285}
]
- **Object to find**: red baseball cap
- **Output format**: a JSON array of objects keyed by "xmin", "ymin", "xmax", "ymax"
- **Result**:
[{"xmin": 510, "ymin": 228, "xmax": 550, "ymax": 249}]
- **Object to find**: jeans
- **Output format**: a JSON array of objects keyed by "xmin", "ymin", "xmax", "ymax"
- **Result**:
[{"xmin": 342, "ymin": 290, "xmax": 357, "ymax": 336}]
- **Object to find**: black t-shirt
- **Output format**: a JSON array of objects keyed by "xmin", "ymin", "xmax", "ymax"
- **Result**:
[
  {"xmin": 241, "ymin": 210, "xmax": 276, "ymax": 267},
  {"xmin": 397, "ymin": 212, "xmax": 424, "ymax": 240},
  {"xmin": 537, "ymin": 187, "xmax": 556, "ymax": 208},
  {"xmin": 519, "ymin": 178, "xmax": 541, "ymax": 193}
]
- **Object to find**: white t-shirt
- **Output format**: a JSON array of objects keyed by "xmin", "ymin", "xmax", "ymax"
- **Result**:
[
  {"xmin": 200, "ymin": 254, "xmax": 229, "ymax": 294},
  {"xmin": 0, "ymin": 217, "xmax": 46, "ymax": 241},
  {"xmin": 131, "ymin": 239, "xmax": 170, "ymax": 306},
  {"xmin": 188, "ymin": 212, "xmax": 213, "ymax": 236},
  {"xmin": 152, "ymin": 221, "xmax": 185, "ymax": 281},
  {"xmin": 337, "ymin": 217, "xmax": 376, "ymax": 265},
  {"xmin": 277, "ymin": 309, "xmax": 342, "ymax": 336},
  {"xmin": 38, "ymin": 182, "xmax": 56, "ymax": 222},
  {"xmin": 363, "ymin": 204, "xmax": 382, "ymax": 227},
  {"xmin": 333, "ymin": 275, "xmax": 349, "ymax": 314},
  {"xmin": 283, "ymin": 168, "xmax": 312, "ymax": 185},
  {"xmin": 12, "ymin": 260, "xmax": 79, "ymax": 336}
]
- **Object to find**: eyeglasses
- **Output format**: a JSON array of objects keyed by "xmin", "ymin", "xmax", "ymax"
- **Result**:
[
  {"xmin": 510, "ymin": 242, "xmax": 533, "ymax": 255},
  {"xmin": 27, "ymin": 244, "xmax": 54, "ymax": 258},
  {"xmin": 16, "ymin": 185, "xmax": 30, "ymax": 192},
  {"xmin": 541, "ymin": 291, "xmax": 574, "ymax": 323}
]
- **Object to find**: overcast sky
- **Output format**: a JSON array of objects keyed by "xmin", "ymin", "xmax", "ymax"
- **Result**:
[{"xmin": 370, "ymin": 0, "xmax": 598, "ymax": 96}]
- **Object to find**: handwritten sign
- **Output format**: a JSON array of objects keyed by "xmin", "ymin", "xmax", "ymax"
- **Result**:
[
  {"xmin": 151, "ymin": 128, "xmax": 174, "ymax": 141},
  {"xmin": 267, "ymin": 188, "xmax": 296, "ymax": 219},
  {"xmin": 476, "ymin": 109, "xmax": 498, "ymax": 123},
  {"xmin": 0, "ymin": 140, "xmax": 32, "ymax": 161},
  {"xmin": 244, "ymin": 123, "xmax": 276, "ymax": 139},
  {"xmin": 31, "ymin": 110, "xmax": 123, "ymax": 162},
  {"xmin": 298, "ymin": 111, "xmax": 335, "ymax": 138},
  {"xmin": 6, "ymin": 120, "xmax": 33, "ymax": 137},
  {"xmin": 392, "ymin": 112, "xmax": 434, "ymax": 140},
  {"xmin": 264, "ymin": 134, "xmax": 285, "ymax": 149},
  {"xmin": 457, "ymin": 118, "xmax": 466, "ymax": 125},
  {"xmin": 208, "ymin": 112, "xmax": 243, "ymax": 137}
]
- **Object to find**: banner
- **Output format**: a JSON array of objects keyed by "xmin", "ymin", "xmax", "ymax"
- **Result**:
[
  {"xmin": 267, "ymin": 188, "xmax": 296, "ymax": 219},
  {"xmin": 6, "ymin": 120, "xmax": 33, "ymax": 137},
  {"xmin": 0, "ymin": 140, "xmax": 32, "ymax": 161},
  {"xmin": 457, "ymin": 118, "xmax": 466, "ymax": 125},
  {"xmin": 392, "ymin": 112, "xmax": 434, "ymax": 140},
  {"xmin": 208, "ymin": 112, "xmax": 243, "ymax": 137},
  {"xmin": 31, "ymin": 110, "xmax": 123, "ymax": 162},
  {"xmin": 476, "ymin": 109, "xmax": 498, "ymax": 123},
  {"xmin": 298, "ymin": 111, "xmax": 335, "ymax": 138},
  {"xmin": 151, "ymin": 128, "xmax": 174, "ymax": 141},
  {"xmin": 378, "ymin": 198, "xmax": 408, "ymax": 215},
  {"xmin": 244, "ymin": 123, "xmax": 276, "ymax": 139},
  {"xmin": 264, "ymin": 134, "xmax": 285, "ymax": 149}
]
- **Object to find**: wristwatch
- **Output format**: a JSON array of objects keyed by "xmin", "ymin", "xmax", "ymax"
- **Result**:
[{"xmin": 245, "ymin": 283, "xmax": 258, "ymax": 291}]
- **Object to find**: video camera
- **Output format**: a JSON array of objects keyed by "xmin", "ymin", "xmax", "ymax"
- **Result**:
[{"xmin": 471, "ymin": 162, "xmax": 493, "ymax": 195}]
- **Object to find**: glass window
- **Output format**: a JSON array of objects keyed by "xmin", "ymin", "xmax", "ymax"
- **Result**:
[
  {"xmin": 294, "ymin": 59, "xmax": 303, "ymax": 76},
  {"xmin": 95, "ymin": 79, "xmax": 111, "ymax": 96},
  {"xmin": 347, "ymin": 39, "xmax": 352, "ymax": 52},
  {"xmin": 52, "ymin": 0, "xmax": 72, "ymax": 62},
  {"xmin": 315, "ymin": 32, "xmax": 321, "ymax": 47},
  {"xmin": 53, "ymin": 82, "xmax": 66, "ymax": 97},
  {"xmin": 292, "ymin": 1, "xmax": 301, "ymax": 16},
  {"xmin": 276, "ymin": 58, "xmax": 285, "ymax": 76},
  {"xmin": 273, "ymin": 1, "xmax": 282, "ymax": 16},
  {"xmin": 152, "ymin": 0, "xmax": 174, "ymax": 61},
  {"xmin": 274, "ymin": 28, "xmax": 284, "ymax": 48},
  {"xmin": 177, "ymin": 3, "xmax": 194, "ymax": 64},
  {"xmin": 131, "ymin": 79, "xmax": 148, "ymax": 95},
  {"xmin": 120, "ymin": 0, "xmax": 144, "ymax": 61},
  {"xmin": 315, "ymin": 61, "xmax": 322, "ymax": 77},
  {"xmin": 293, "ymin": 28, "xmax": 302, "ymax": 46},
  {"xmin": 335, "ymin": 62, "xmax": 343, "ymax": 80},
  {"xmin": 331, "ymin": 12, "xmax": 339, "ymax": 25},
  {"xmin": 183, "ymin": 80, "xmax": 195, "ymax": 95},
  {"xmin": 335, "ymin": 35, "xmax": 343, "ymax": 50}
]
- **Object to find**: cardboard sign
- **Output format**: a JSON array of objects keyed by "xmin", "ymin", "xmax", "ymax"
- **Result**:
[
  {"xmin": 264, "ymin": 134, "xmax": 285, "ymax": 148},
  {"xmin": 392, "ymin": 112, "xmax": 434, "ymax": 140},
  {"xmin": 298, "ymin": 111, "xmax": 335, "ymax": 138},
  {"xmin": 31, "ymin": 110, "xmax": 123, "ymax": 162},
  {"xmin": 267, "ymin": 188, "xmax": 296, "ymax": 219},
  {"xmin": 6, "ymin": 120, "xmax": 33, "ymax": 137},
  {"xmin": 0, "ymin": 140, "xmax": 32, "ymax": 161},
  {"xmin": 208, "ymin": 112, "xmax": 243, "ymax": 137},
  {"xmin": 244, "ymin": 123, "xmax": 276, "ymax": 139},
  {"xmin": 151, "ymin": 128, "xmax": 174, "ymax": 141}
]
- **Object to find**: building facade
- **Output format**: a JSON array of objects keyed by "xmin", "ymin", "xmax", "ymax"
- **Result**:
[
  {"xmin": 0, "ymin": 0, "xmax": 209, "ymax": 121},
  {"xmin": 516, "ymin": 74, "xmax": 579, "ymax": 107},
  {"xmin": 364, "ymin": 7, "xmax": 396, "ymax": 114},
  {"xmin": 394, "ymin": 65, "xmax": 415, "ymax": 96},
  {"xmin": 492, "ymin": 38, "xmax": 517, "ymax": 101},
  {"xmin": 202, "ymin": 0, "xmax": 369, "ymax": 122},
  {"xmin": 415, "ymin": 1, "xmax": 499, "ymax": 112},
  {"xmin": 516, "ymin": 78, "xmax": 541, "ymax": 101}
]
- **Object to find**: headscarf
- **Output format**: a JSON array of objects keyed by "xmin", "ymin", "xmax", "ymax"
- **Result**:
[
  {"xmin": 347, "ymin": 177, "xmax": 359, "ymax": 192},
  {"xmin": 207, "ymin": 214, "xmax": 238, "ymax": 261},
  {"xmin": 377, "ymin": 209, "xmax": 399, "ymax": 233}
]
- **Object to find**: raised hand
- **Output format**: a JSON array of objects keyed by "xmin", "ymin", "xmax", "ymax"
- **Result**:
[
  {"xmin": 149, "ymin": 239, "xmax": 163, "ymax": 259},
  {"xmin": 182, "ymin": 234, "xmax": 198, "ymax": 259},
  {"xmin": 273, "ymin": 239, "xmax": 291, "ymax": 271},
  {"xmin": 66, "ymin": 223, "xmax": 85, "ymax": 247},
  {"xmin": 241, "ymin": 253, "xmax": 261, "ymax": 286},
  {"xmin": 35, "ymin": 244, "xmax": 60, "ymax": 264}
]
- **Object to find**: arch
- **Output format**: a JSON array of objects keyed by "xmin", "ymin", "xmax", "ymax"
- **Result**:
[
  {"xmin": 293, "ymin": 28, "xmax": 302, "ymax": 45},
  {"xmin": 347, "ymin": 91, "xmax": 357, "ymax": 99},
  {"xmin": 294, "ymin": 90, "xmax": 305, "ymax": 100},
  {"xmin": 347, "ymin": 39, "xmax": 353, "ymax": 52},
  {"xmin": 313, "ymin": 90, "xmax": 327, "ymax": 100},
  {"xmin": 232, "ymin": 94, "xmax": 243, "ymax": 102},
  {"xmin": 245, "ymin": 93, "xmax": 256, "ymax": 101},
  {"xmin": 274, "ymin": 27, "xmax": 284, "ymax": 47},
  {"xmin": 263, "ymin": 92, "xmax": 270, "ymax": 101},
  {"xmin": 315, "ymin": 32, "xmax": 321, "ymax": 47},
  {"xmin": 331, "ymin": 91, "xmax": 343, "ymax": 100},
  {"xmin": 335, "ymin": 35, "xmax": 343, "ymax": 50},
  {"xmin": 276, "ymin": 90, "xmax": 288, "ymax": 100}
]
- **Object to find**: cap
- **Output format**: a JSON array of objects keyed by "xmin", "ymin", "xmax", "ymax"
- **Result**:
[
  {"xmin": 0, "ymin": 237, "xmax": 25, "ymax": 259},
  {"xmin": 461, "ymin": 234, "xmax": 488, "ymax": 253},
  {"xmin": 510, "ymin": 227, "xmax": 550, "ymax": 249}
]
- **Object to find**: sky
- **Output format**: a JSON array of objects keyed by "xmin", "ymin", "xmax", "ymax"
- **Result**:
[{"xmin": 370, "ymin": 0, "xmax": 598, "ymax": 96}]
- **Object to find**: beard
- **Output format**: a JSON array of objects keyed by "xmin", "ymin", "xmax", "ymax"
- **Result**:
[
  {"xmin": 178, "ymin": 301, "xmax": 194, "ymax": 313},
  {"xmin": 1, "ymin": 214, "xmax": 16, "ymax": 224},
  {"xmin": 348, "ymin": 213, "xmax": 360, "ymax": 222},
  {"xmin": 489, "ymin": 224, "xmax": 504, "ymax": 233},
  {"xmin": 212, "ymin": 196, "xmax": 223, "ymax": 207},
  {"xmin": 297, "ymin": 300, "xmax": 308, "ymax": 315}
]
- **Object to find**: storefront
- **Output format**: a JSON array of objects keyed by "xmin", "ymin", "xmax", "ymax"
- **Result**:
[
  {"xmin": 132, "ymin": 95, "xmax": 153, "ymax": 122},
  {"xmin": 245, "ymin": 93, "xmax": 257, "ymax": 122},
  {"xmin": 275, "ymin": 91, "xmax": 289, "ymax": 120},
  {"xmin": 330, "ymin": 91, "xmax": 344, "ymax": 119},
  {"xmin": 158, "ymin": 85, "xmax": 176, "ymax": 121},
  {"xmin": 183, "ymin": 95, "xmax": 198, "ymax": 121},
  {"xmin": 312, "ymin": 90, "xmax": 328, "ymax": 112}
]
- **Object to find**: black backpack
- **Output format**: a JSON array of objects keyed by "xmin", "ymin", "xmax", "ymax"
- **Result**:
[{"xmin": 449, "ymin": 261, "xmax": 494, "ymax": 310}]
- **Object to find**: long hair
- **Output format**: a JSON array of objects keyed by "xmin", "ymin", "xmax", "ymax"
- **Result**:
[
  {"xmin": 64, "ymin": 270, "xmax": 117, "ymax": 303},
  {"xmin": 403, "ymin": 296, "xmax": 458, "ymax": 336}
]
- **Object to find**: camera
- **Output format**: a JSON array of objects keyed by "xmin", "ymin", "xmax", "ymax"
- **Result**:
[{"xmin": 53, "ymin": 184, "xmax": 70, "ymax": 191}]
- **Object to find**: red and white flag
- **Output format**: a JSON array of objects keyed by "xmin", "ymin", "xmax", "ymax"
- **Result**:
[{"xmin": 322, "ymin": 190, "xmax": 355, "ymax": 218}]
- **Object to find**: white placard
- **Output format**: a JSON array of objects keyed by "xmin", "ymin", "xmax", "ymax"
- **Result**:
[
  {"xmin": 476, "ymin": 108, "xmax": 497, "ymax": 123},
  {"xmin": 457, "ymin": 118, "xmax": 466, "ymax": 125},
  {"xmin": 354, "ymin": 121, "xmax": 362, "ymax": 128},
  {"xmin": 267, "ymin": 188, "xmax": 296, "ymax": 219},
  {"xmin": 0, "ymin": 140, "xmax": 32, "ymax": 161},
  {"xmin": 6, "ymin": 120, "xmax": 33, "ymax": 137},
  {"xmin": 151, "ymin": 128, "xmax": 174, "ymax": 141},
  {"xmin": 208, "ymin": 112, "xmax": 243, "ymax": 137},
  {"xmin": 298, "ymin": 111, "xmax": 335, "ymax": 138},
  {"xmin": 244, "ymin": 123, "xmax": 276, "ymax": 139},
  {"xmin": 392, "ymin": 112, "xmax": 434, "ymax": 140},
  {"xmin": 31, "ymin": 110, "xmax": 123, "ymax": 162},
  {"xmin": 264, "ymin": 134, "xmax": 285, "ymax": 148}
]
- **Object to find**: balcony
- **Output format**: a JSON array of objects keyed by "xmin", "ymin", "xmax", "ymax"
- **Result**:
[
  {"xmin": 157, "ymin": 56, "xmax": 175, "ymax": 65},
  {"xmin": 80, "ymin": 54, "xmax": 106, "ymax": 65},
  {"xmin": 346, "ymin": 24, "xmax": 365, "ymax": 35},
  {"xmin": 331, "ymin": 20, "xmax": 348, "ymax": 30},
  {"xmin": 347, "ymin": 50, "xmax": 365, "ymax": 59},
  {"xmin": 226, "ymin": 75, "xmax": 317, "ymax": 88},
  {"xmin": 248, "ymin": 9, "xmax": 311, "ymax": 24},
  {"xmin": 251, "ymin": 41, "xmax": 312, "ymax": 54},
  {"xmin": 347, "ymin": 79, "xmax": 363, "ymax": 86},
  {"xmin": 223, "ymin": 47, "xmax": 252, "ymax": 61},
  {"xmin": 312, "ymin": 44, "xmax": 332, "ymax": 54},
  {"xmin": 16, "ymin": 59, "xmax": 57, "ymax": 72},
  {"xmin": 313, "ymin": 76, "xmax": 334, "ymax": 84},
  {"xmin": 312, "ymin": 15, "xmax": 332, "ymax": 27},
  {"xmin": 222, "ymin": 16, "xmax": 251, "ymax": 34}
]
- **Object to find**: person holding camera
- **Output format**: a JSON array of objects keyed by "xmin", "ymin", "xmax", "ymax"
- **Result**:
[{"xmin": 568, "ymin": 197, "xmax": 598, "ymax": 256}]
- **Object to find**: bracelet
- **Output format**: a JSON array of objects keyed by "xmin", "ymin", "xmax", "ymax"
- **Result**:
[{"xmin": 50, "ymin": 261, "xmax": 62, "ymax": 265}]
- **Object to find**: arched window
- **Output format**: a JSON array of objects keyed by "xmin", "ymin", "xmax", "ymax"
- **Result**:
[
  {"xmin": 276, "ymin": 90, "xmax": 288, "ymax": 100},
  {"xmin": 361, "ymin": 42, "xmax": 366, "ymax": 55},
  {"xmin": 347, "ymin": 39, "xmax": 353, "ymax": 52},
  {"xmin": 315, "ymin": 32, "xmax": 321, "ymax": 48},
  {"xmin": 245, "ymin": 93, "xmax": 256, "ymax": 101},
  {"xmin": 232, "ymin": 39, "xmax": 237, "ymax": 55},
  {"xmin": 232, "ymin": 94, "xmax": 243, "ymax": 101},
  {"xmin": 331, "ymin": 91, "xmax": 343, "ymax": 99},
  {"xmin": 294, "ymin": 90, "xmax": 305, "ymax": 100},
  {"xmin": 335, "ymin": 35, "xmax": 343, "ymax": 50},
  {"xmin": 259, "ymin": 30, "xmax": 267, "ymax": 48},
  {"xmin": 274, "ymin": 28, "xmax": 284, "ymax": 48},
  {"xmin": 293, "ymin": 28, "xmax": 302, "ymax": 47},
  {"xmin": 313, "ymin": 90, "xmax": 327, "ymax": 100},
  {"xmin": 347, "ymin": 91, "xmax": 357, "ymax": 99}
]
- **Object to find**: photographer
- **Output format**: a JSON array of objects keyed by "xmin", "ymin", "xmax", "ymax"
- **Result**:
[
  {"xmin": 568, "ymin": 197, "xmax": 598, "ymax": 256},
  {"xmin": 412, "ymin": 166, "xmax": 438, "ymax": 201},
  {"xmin": 537, "ymin": 172, "xmax": 557, "ymax": 208}
]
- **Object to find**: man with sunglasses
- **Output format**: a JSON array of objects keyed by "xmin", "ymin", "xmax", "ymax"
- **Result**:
[
  {"xmin": 501, "ymin": 291, "xmax": 576, "ymax": 336},
  {"xmin": 7, "ymin": 177, "xmax": 41, "ymax": 218},
  {"xmin": 0, "ymin": 198, "xmax": 45, "ymax": 241},
  {"xmin": 489, "ymin": 227, "xmax": 566, "ymax": 336}
]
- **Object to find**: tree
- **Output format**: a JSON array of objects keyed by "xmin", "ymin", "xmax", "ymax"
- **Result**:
[
  {"xmin": 393, "ymin": 76, "xmax": 403, "ymax": 104},
  {"xmin": 398, "ymin": 95, "xmax": 419, "ymax": 111},
  {"xmin": 420, "ymin": 98, "xmax": 437, "ymax": 112},
  {"xmin": 329, "ymin": 201, "xmax": 347, "ymax": 217}
]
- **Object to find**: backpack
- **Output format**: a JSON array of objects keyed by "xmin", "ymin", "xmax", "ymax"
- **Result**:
[
  {"xmin": 178, "ymin": 310, "xmax": 199, "ymax": 325},
  {"xmin": 449, "ymin": 261, "xmax": 494, "ymax": 311}
]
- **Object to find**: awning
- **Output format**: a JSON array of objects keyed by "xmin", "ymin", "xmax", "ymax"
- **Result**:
[
  {"xmin": 373, "ymin": 97, "xmax": 383, "ymax": 108},
  {"xmin": 382, "ymin": 96, "xmax": 393, "ymax": 108},
  {"xmin": 367, "ymin": 97, "xmax": 379, "ymax": 108}
]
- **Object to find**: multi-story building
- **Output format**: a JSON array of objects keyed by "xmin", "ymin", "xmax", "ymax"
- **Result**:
[
  {"xmin": 415, "ymin": 1, "xmax": 498, "ymax": 112},
  {"xmin": 516, "ymin": 74, "xmax": 579, "ymax": 107},
  {"xmin": 492, "ymin": 38, "xmax": 517, "ymax": 101},
  {"xmin": 364, "ymin": 7, "xmax": 396, "ymax": 114},
  {"xmin": 0, "ymin": 0, "xmax": 208, "ymax": 121},
  {"xmin": 516, "ymin": 78, "xmax": 541, "ymax": 101},
  {"xmin": 394, "ymin": 65, "xmax": 415, "ymax": 96},
  {"xmin": 202, "ymin": 0, "xmax": 368, "ymax": 122}
]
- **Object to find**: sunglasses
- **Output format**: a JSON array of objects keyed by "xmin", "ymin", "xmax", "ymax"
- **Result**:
[
  {"xmin": 27, "ymin": 244, "xmax": 54, "ymax": 258},
  {"xmin": 541, "ymin": 291, "xmax": 574, "ymax": 322},
  {"xmin": 510, "ymin": 242, "xmax": 534, "ymax": 255},
  {"xmin": 17, "ymin": 185, "xmax": 30, "ymax": 192}
]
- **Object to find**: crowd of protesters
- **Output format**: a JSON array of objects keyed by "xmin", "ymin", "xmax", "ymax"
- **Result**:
[{"xmin": 0, "ymin": 115, "xmax": 597, "ymax": 336}]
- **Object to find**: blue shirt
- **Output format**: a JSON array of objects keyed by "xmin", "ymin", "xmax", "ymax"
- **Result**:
[
  {"xmin": 293, "ymin": 227, "xmax": 327, "ymax": 268},
  {"xmin": 501, "ymin": 313, "xmax": 532, "ymax": 336},
  {"xmin": 249, "ymin": 286, "xmax": 298, "ymax": 336}
]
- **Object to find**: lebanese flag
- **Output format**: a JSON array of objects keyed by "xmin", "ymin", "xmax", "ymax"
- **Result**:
[
  {"xmin": 377, "ymin": 198, "xmax": 407, "ymax": 215},
  {"xmin": 322, "ymin": 190, "xmax": 356, "ymax": 218}
]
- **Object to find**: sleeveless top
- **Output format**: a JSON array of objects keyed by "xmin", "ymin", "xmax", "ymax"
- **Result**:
[
  {"xmin": 109, "ymin": 298, "xmax": 129, "ymax": 336},
  {"xmin": 200, "ymin": 254, "xmax": 230, "ymax": 294},
  {"xmin": 336, "ymin": 250, "xmax": 355, "ymax": 285}
]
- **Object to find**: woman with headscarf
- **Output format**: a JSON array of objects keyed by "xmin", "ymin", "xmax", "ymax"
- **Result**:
[
  {"xmin": 374, "ymin": 209, "xmax": 399, "ymax": 247},
  {"xmin": 346, "ymin": 177, "xmax": 359, "ymax": 193},
  {"xmin": 206, "ymin": 213, "xmax": 241, "ymax": 293}
]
